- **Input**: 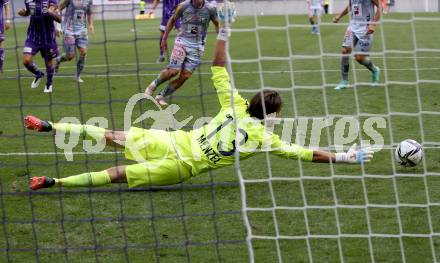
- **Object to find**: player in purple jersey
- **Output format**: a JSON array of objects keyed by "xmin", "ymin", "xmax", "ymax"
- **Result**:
[
  {"xmin": 18, "ymin": 0, "xmax": 61, "ymax": 93},
  {"xmin": 149, "ymin": 0, "xmax": 182, "ymax": 63},
  {"xmin": 145, "ymin": 0, "xmax": 219, "ymax": 106},
  {"xmin": 0, "ymin": 0, "xmax": 11, "ymax": 72}
]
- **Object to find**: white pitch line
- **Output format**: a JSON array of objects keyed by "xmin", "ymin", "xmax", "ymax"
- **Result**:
[
  {"xmin": 2, "ymin": 68, "xmax": 440, "ymax": 79},
  {"xmin": 1, "ymin": 56, "xmax": 440, "ymax": 73}
]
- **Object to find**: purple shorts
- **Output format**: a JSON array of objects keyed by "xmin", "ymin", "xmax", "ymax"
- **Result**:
[
  {"xmin": 23, "ymin": 39, "xmax": 59, "ymax": 61},
  {"xmin": 160, "ymin": 10, "xmax": 181, "ymax": 31}
]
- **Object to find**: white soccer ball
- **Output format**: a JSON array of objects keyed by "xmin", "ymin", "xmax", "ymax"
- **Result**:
[{"xmin": 394, "ymin": 139, "xmax": 423, "ymax": 167}]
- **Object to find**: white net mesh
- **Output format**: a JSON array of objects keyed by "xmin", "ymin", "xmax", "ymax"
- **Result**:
[{"xmin": 227, "ymin": 1, "xmax": 440, "ymax": 262}]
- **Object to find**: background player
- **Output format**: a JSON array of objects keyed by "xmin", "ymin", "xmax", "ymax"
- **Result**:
[
  {"xmin": 0, "ymin": 0, "xmax": 11, "ymax": 72},
  {"xmin": 149, "ymin": 0, "xmax": 182, "ymax": 63},
  {"xmin": 145, "ymin": 0, "xmax": 219, "ymax": 106},
  {"xmin": 324, "ymin": 0, "xmax": 329, "ymax": 14},
  {"xmin": 307, "ymin": 0, "xmax": 323, "ymax": 34},
  {"xmin": 18, "ymin": 0, "xmax": 61, "ymax": 93},
  {"xmin": 54, "ymin": 0, "xmax": 94, "ymax": 83},
  {"xmin": 26, "ymin": 3, "xmax": 373, "ymax": 191},
  {"xmin": 333, "ymin": 0, "xmax": 382, "ymax": 90}
]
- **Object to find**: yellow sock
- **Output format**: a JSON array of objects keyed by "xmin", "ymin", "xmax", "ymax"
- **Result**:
[
  {"xmin": 55, "ymin": 171, "xmax": 111, "ymax": 187},
  {"xmin": 53, "ymin": 123, "xmax": 105, "ymax": 141}
]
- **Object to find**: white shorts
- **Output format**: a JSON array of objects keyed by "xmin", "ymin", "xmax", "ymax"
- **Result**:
[
  {"xmin": 342, "ymin": 29, "xmax": 373, "ymax": 54},
  {"xmin": 309, "ymin": 7, "xmax": 322, "ymax": 17}
]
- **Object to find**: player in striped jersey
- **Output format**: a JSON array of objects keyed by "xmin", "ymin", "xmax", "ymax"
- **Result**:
[
  {"xmin": 144, "ymin": 0, "xmax": 219, "ymax": 106},
  {"xmin": 333, "ymin": 0, "xmax": 382, "ymax": 90}
]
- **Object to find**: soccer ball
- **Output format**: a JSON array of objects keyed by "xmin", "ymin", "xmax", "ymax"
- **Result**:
[{"xmin": 394, "ymin": 139, "xmax": 423, "ymax": 167}]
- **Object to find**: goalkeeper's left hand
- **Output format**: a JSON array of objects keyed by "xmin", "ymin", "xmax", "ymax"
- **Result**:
[
  {"xmin": 336, "ymin": 143, "xmax": 374, "ymax": 164},
  {"xmin": 217, "ymin": 1, "xmax": 236, "ymax": 27},
  {"xmin": 216, "ymin": 1, "xmax": 236, "ymax": 40}
]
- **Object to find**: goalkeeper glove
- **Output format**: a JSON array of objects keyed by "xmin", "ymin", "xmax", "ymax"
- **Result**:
[
  {"xmin": 335, "ymin": 143, "xmax": 374, "ymax": 164},
  {"xmin": 217, "ymin": 1, "xmax": 237, "ymax": 40}
]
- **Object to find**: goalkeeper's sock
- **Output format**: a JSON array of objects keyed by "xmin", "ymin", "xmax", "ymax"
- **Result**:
[
  {"xmin": 358, "ymin": 57, "xmax": 375, "ymax": 72},
  {"xmin": 341, "ymin": 55, "xmax": 350, "ymax": 81},
  {"xmin": 52, "ymin": 122, "xmax": 106, "ymax": 141},
  {"xmin": 0, "ymin": 48, "xmax": 4, "ymax": 72},
  {"xmin": 158, "ymin": 84, "xmax": 175, "ymax": 98},
  {"xmin": 55, "ymin": 170, "xmax": 111, "ymax": 187},
  {"xmin": 77, "ymin": 55, "xmax": 86, "ymax": 77}
]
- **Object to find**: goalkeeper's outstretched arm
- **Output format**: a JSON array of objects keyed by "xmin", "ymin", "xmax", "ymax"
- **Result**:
[{"xmin": 212, "ymin": 29, "xmax": 228, "ymax": 67}]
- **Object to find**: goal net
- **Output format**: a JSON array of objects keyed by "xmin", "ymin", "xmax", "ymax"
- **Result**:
[{"xmin": 0, "ymin": 0, "xmax": 439, "ymax": 262}]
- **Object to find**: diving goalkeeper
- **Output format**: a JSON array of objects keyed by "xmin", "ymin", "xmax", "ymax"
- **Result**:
[{"xmin": 27, "ymin": 2, "xmax": 374, "ymax": 190}]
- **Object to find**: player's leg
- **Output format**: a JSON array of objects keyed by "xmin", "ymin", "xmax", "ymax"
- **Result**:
[
  {"xmin": 41, "ymin": 44, "xmax": 58, "ymax": 93},
  {"xmin": 55, "ymin": 35, "xmax": 76, "ymax": 73},
  {"xmin": 23, "ymin": 41, "xmax": 45, "ymax": 89},
  {"xmin": 155, "ymin": 45, "xmax": 200, "ymax": 104},
  {"xmin": 157, "ymin": 11, "xmax": 169, "ymax": 63},
  {"xmin": 158, "ymin": 69, "xmax": 192, "ymax": 98},
  {"xmin": 144, "ymin": 42, "xmax": 185, "ymax": 97},
  {"xmin": 353, "ymin": 34, "xmax": 380, "ymax": 86},
  {"xmin": 157, "ymin": 30, "xmax": 166, "ymax": 63},
  {"xmin": 0, "ymin": 34, "xmax": 5, "ymax": 72},
  {"xmin": 29, "ymin": 165, "xmax": 127, "ymax": 190},
  {"xmin": 308, "ymin": 10, "xmax": 316, "ymax": 34},
  {"xmin": 315, "ymin": 9, "xmax": 322, "ymax": 34},
  {"xmin": 335, "ymin": 30, "xmax": 353, "ymax": 90},
  {"xmin": 24, "ymin": 115, "xmax": 127, "ymax": 148},
  {"xmin": 76, "ymin": 36, "xmax": 88, "ymax": 82}
]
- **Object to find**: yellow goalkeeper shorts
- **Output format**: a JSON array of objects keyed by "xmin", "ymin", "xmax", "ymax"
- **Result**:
[{"xmin": 124, "ymin": 127, "xmax": 193, "ymax": 188}]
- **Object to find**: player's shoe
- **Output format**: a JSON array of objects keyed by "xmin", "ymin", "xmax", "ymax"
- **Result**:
[
  {"xmin": 44, "ymin": 85, "xmax": 53, "ymax": 93},
  {"xmin": 24, "ymin": 115, "xmax": 53, "ymax": 132},
  {"xmin": 155, "ymin": 95, "xmax": 168, "ymax": 106},
  {"xmin": 156, "ymin": 55, "xmax": 165, "ymax": 63},
  {"xmin": 372, "ymin": 66, "xmax": 380, "ymax": 86},
  {"xmin": 29, "ymin": 176, "xmax": 56, "ymax": 190},
  {"xmin": 31, "ymin": 74, "xmax": 44, "ymax": 89},
  {"xmin": 334, "ymin": 80, "xmax": 349, "ymax": 90},
  {"xmin": 76, "ymin": 77, "xmax": 84, "ymax": 83}
]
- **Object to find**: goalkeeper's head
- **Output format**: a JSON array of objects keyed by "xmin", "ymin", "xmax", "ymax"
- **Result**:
[{"xmin": 247, "ymin": 90, "xmax": 282, "ymax": 120}]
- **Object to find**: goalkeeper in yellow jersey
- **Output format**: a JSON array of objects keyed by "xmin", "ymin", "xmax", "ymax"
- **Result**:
[{"xmin": 26, "ymin": 2, "xmax": 374, "ymax": 191}]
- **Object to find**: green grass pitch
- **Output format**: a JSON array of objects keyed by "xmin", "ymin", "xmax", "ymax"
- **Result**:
[{"xmin": 0, "ymin": 12, "xmax": 440, "ymax": 262}]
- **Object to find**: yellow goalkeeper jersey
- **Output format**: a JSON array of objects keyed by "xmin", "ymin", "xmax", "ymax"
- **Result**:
[{"xmin": 181, "ymin": 66, "xmax": 313, "ymax": 175}]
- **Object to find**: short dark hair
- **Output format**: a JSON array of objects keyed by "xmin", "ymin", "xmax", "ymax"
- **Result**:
[{"xmin": 247, "ymin": 90, "xmax": 282, "ymax": 120}]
